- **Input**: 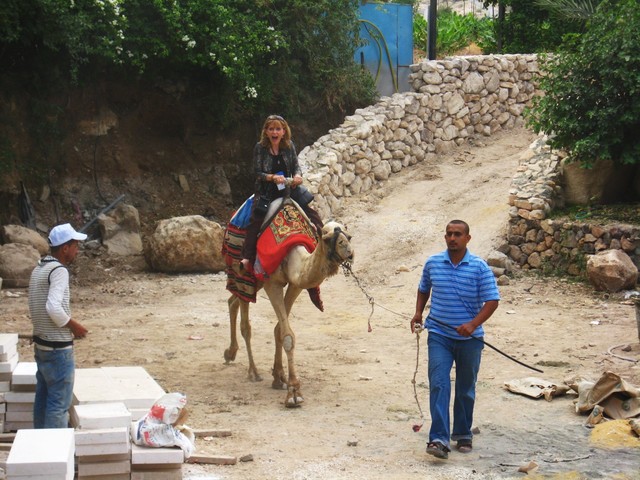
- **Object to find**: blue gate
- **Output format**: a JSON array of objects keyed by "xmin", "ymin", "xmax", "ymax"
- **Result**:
[{"xmin": 355, "ymin": 2, "xmax": 414, "ymax": 97}]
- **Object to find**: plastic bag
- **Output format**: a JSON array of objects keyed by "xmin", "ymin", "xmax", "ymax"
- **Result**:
[{"xmin": 131, "ymin": 392, "xmax": 196, "ymax": 459}]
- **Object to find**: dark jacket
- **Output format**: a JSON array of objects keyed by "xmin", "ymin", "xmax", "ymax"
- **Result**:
[{"xmin": 253, "ymin": 142, "xmax": 303, "ymax": 200}]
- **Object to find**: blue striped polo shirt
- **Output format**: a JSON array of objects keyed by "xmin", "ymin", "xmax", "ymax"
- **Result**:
[{"xmin": 418, "ymin": 249, "xmax": 500, "ymax": 340}]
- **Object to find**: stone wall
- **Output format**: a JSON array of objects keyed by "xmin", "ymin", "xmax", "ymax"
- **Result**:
[
  {"xmin": 299, "ymin": 54, "xmax": 539, "ymax": 219},
  {"xmin": 298, "ymin": 52, "xmax": 639, "ymax": 280},
  {"xmin": 505, "ymin": 135, "xmax": 640, "ymax": 277}
]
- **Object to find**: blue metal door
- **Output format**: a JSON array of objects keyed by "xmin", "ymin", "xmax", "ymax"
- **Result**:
[{"xmin": 356, "ymin": 2, "xmax": 413, "ymax": 97}]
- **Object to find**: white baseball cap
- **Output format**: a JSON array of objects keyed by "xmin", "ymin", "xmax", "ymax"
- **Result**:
[{"xmin": 48, "ymin": 223, "xmax": 87, "ymax": 247}]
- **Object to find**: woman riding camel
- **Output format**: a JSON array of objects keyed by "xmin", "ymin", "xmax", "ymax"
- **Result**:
[{"xmin": 240, "ymin": 114, "xmax": 323, "ymax": 272}]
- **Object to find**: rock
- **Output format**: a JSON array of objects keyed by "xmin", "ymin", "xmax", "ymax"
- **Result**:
[
  {"xmin": 497, "ymin": 275, "xmax": 510, "ymax": 286},
  {"xmin": 145, "ymin": 215, "xmax": 226, "ymax": 273},
  {"xmin": 1, "ymin": 224, "xmax": 49, "ymax": 256},
  {"xmin": 486, "ymin": 250, "xmax": 512, "ymax": 273},
  {"xmin": 0, "ymin": 243, "xmax": 41, "ymax": 288},
  {"xmin": 587, "ymin": 250, "xmax": 638, "ymax": 293},
  {"xmin": 562, "ymin": 159, "xmax": 636, "ymax": 205},
  {"xmin": 98, "ymin": 203, "xmax": 143, "ymax": 256}
]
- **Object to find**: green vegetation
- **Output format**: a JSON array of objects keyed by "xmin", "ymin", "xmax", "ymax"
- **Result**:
[
  {"xmin": 526, "ymin": 0, "xmax": 640, "ymax": 168},
  {"xmin": 482, "ymin": 0, "xmax": 584, "ymax": 53},
  {"xmin": 414, "ymin": 8, "xmax": 496, "ymax": 57},
  {"xmin": 0, "ymin": 0, "xmax": 377, "ymax": 119},
  {"xmin": 549, "ymin": 204, "xmax": 640, "ymax": 224}
]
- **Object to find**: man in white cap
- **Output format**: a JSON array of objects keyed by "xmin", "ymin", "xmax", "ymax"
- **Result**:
[{"xmin": 28, "ymin": 223, "xmax": 89, "ymax": 428}]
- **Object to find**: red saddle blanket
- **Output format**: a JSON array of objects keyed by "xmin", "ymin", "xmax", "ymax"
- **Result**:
[
  {"xmin": 222, "ymin": 202, "xmax": 317, "ymax": 302},
  {"xmin": 255, "ymin": 203, "xmax": 317, "ymax": 280}
]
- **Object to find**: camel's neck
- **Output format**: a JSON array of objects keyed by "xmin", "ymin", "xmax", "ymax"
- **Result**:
[{"xmin": 282, "ymin": 238, "xmax": 339, "ymax": 289}]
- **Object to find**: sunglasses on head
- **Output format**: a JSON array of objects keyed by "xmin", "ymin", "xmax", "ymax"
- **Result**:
[{"xmin": 267, "ymin": 115, "xmax": 285, "ymax": 121}]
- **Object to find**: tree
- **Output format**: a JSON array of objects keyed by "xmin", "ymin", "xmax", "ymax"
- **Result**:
[
  {"xmin": 482, "ymin": 0, "xmax": 583, "ymax": 53},
  {"xmin": 533, "ymin": 0, "xmax": 600, "ymax": 22},
  {"xmin": 526, "ymin": 0, "xmax": 640, "ymax": 168},
  {"xmin": 0, "ymin": 0, "xmax": 376, "ymax": 118}
]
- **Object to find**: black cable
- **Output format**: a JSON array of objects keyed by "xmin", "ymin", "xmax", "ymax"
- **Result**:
[{"xmin": 427, "ymin": 316, "xmax": 544, "ymax": 373}]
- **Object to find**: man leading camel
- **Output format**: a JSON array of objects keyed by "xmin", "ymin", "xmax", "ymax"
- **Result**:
[{"xmin": 411, "ymin": 220, "xmax": 500, "ymax": 459}]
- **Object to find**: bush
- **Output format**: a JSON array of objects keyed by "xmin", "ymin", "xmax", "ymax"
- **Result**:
[
  {"xmin": 414, "ymin": 8, "xmax": 496, "ymax": 58},
  {"xmin": 0, "ymin": 0, "xmax": 376, "ymax": 117},
  {"xmin": 526, "ymin": 0, "xmax": 640, "ymax": 167},
  {"xmin": 482, "ymin": 0, "xmax": 583, "ymax": 53}
]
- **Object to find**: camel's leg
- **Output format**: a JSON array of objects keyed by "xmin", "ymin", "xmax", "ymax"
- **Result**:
[
  {"xmin": 271, "ymin": 322, "xmax": 287, "ymax": 390},
  {"xmin": 264, "ymin": 282, "xmax": 305, "ymax": 407},
  {"xmin": 271, "ymin": 286, "xmax": 301, "ymax": 390},
  {"xmin": 239, "ymin": 299, "xmax": 262, "ymax": 382},
  {"xmin": 224, "ymin": 295, "xmax": 240, "ymax": 363}
]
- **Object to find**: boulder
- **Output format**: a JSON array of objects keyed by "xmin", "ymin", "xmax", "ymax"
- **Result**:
[
  {"xmin": 98, "ymin": 203, "xmax": 143, "ymax": 256},
  {"xmin": 145, "ymin": 215, "xmax": 226, "ymax": 273},
  {"xmin": 1, "ymin": 224, "xmax": 49, "ymax": 256},
  {"xmin": 586, "ymin": 250, "xmax": 638, "ymax": 293},
  {"xmin": 0, "ymin": 243, "xmax": 41, "ymax": 288},
  {"xmin": 486, "ymin": 250, "xmax": 513, "ymax": 274},
  {"xmin": 562, "ymin": 159, "xmax": 636, "ymax": 205}
]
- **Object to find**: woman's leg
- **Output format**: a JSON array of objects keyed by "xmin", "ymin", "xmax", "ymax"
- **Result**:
[{"xmin": 242, "ymin": 210, "xmax": 266, "ymax": 267}]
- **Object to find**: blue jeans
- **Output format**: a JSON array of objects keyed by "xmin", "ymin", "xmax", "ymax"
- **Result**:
[
  {"xmin": 427, "ymin": 332, "xmax": 483, "ymax": 448},
  {"xmin": 33, "ymin": 347, "xmax": 75, "ymax": 429}
]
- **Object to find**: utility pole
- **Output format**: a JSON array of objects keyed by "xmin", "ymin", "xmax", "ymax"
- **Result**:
[{"xmin": 427, "ymin": 0, "xmax": 437, "ymax": 60}]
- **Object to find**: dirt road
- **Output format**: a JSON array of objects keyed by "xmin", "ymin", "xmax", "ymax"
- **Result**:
[{"xmin": 3, "ymin": 127, "xmax": 639, "ymax": 479}]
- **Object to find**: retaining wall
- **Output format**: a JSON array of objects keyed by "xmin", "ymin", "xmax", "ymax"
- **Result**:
[
  {"xmin": 299, "ymin": 54, "xmax": 539, "ymax": 219},
  {"xmin": 299, "ymin": 53, "xmax": 639, "ymax": 277},
  {"xmin": 504, "ymin": 136, "xmax": 640, "ymax": 276}
]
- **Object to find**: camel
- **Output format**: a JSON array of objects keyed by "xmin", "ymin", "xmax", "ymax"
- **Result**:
[{"xmin": 223, "ymin": 203, "xmax": 354, "ymax": 407}]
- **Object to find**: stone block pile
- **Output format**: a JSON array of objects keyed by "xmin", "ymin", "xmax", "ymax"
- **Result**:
[
  {"xmin": 72, "ymin": 402, "xmax": 132, "ymax": 480},
  {"xmin": 0, "ymin": 340, "xmax": 187, "ymax": 480},
  {"xmin": 6, "ymin": 428, "xmax": 75, "ymax": 480},
  {"xmin": 6, "ymin": 362, "xmax": 36, "ymax": 432}
]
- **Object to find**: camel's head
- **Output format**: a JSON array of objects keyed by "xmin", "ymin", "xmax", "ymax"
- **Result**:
[{"xmin": 321, "ymin": 221, "xmax": 354, "ymax": 265}]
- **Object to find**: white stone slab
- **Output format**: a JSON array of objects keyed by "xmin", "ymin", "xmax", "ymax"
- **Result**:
[
  {"xmin": 75, "ymin": 441, "xmax": 131, "ymax": 456},
  {"xmin": 130, "ymin": 443, "xmax": 184, "ymax": 465},
  {"xmin": 81, "ymin": 474, "xmax": 130, "ymax": 480},
  {"xmin": 76, "ymin": 452, "xmax": 130, "ymax": 463},
  {"xmin": 11, "ymin": 362, "xmax": 37, "ymax": 385},
  {"xmin": 4, "ymin": 421, "xmax": 33, "ymax": 431},
  {"xmin": 7, "ymin": 402, "xmax": 32, "ymax": 412},
  {"xmin": 73, "ymin": 367, "xmax": 165, "ymax": 410},
  {"xmin": 0, "ymin": 342, "xmax": 17, "ymax": 362},
  {"xmin": 5, "ymin": 474, "xmax": 70, "ymax": 480},
  {"xmin": 75, "ymin": 427, "xmax": 129, "ymax": 446},
  {"xmin": 77, "ymin": 459, "xmax": 131, "ymax": 476},
  {"xmin": 0, "ymin": 380, "xmax": 10, "ymax": 392},
  {"xmin": 0, "ymin": 403, "xmax": 5, "ymax": 413},
  {"xmin": 0, "ymin": 353, "xmax": 18, "ymax": 373},
  {"xmin": 0, "ymin": 334, "xmax": 18, "ymax": 354},
  {"xmin": 5, "ymin": 411, "xmax": 32, "ymax": 422},
  {"xmin": 130, "ymin": 469, "xmax": 182, "ymax": 480},
  {"xmin": 129, "ymin": 407, "xmax": 149, "ymax": 421},
  {"xmin": 71, "ymin": 402, "xmax": 131, "ymax": 430},
  {"xmin": 4, "ymin": 391, "xmax": 35, "ymax": 403},
  {"xmin": 6, "ymin": 428, "xmax": 74, "ymax": 476}
]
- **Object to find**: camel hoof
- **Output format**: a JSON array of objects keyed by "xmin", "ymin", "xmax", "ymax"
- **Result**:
[
  {"xmin": 249, "ymin": 372, "xmax": 263, "ymax": 382},
  {"xmin": 285, "ymin": 387, "xmax": 304, "ymax": 408},
  {"xmin": 224, "ymin": 348, "xmax": 237, "ymax": 363},
  {"xmin": 272, "ymin": 379, "xmax": 287, "ymax": 390},
  {"xmin": 285, "ymin": 394, "xmax": 304, "ymax": 408}
]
